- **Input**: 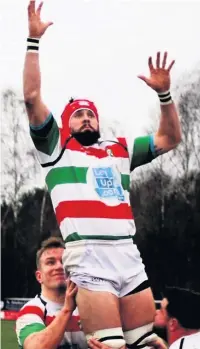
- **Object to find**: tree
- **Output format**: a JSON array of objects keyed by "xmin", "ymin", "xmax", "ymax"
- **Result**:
[
  {"xmin": 15, "ymin": 188, "xmax": 60, "ymax": 296},
  {"xmin": 1, "ymin": 188, "xmax": 61, "ymax": 297},
  {"xmin": 1, "ymin": 89, "xmax": 41, "ymax": 236},
  {"xmin": 1, "ymin": 202, "xmax": 15, "ymax": 248}
]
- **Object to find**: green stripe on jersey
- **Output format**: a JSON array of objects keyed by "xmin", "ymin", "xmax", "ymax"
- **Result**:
[
  {"xmin": 131, "ymin": 135, "xmax": 154, "ymax": 171},
  {"xmin": 19, "ymin": 323, "xmax": 45, "ymax": 346},
  {"xmin": 30, "ymin": 119, "xmax": 59, "ymax": 155},
  {"xmin": 46, "ymin": 167, "xmax": 130, "ymax": 192},
  {"xmin": 121, "ymin": 174, "xmax": 130, "ymax": 192},
  {"xmin": 64, "ymin": 232, "xmax": 133, "ymax": 243}
]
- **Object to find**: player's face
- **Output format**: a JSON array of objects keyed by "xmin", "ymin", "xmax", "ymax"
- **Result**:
[
  {"xmin": 154, "ymin": 298, "xmax": 169, "ymax": 328},
  {"xmin": 36, "ymin": 248, "xmax": 66, "ymax": 290},
  {"xmin": 69, "ymin": 109, "xmax": 99, "ymax": 134}
]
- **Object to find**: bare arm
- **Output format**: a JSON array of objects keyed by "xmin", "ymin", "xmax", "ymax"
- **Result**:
[
  {"xmin": 154, "ymin": 102, "xmax": 181, "ymax": 154},
  {"xmin": 23, "ymin": 280, "xmax": 78, "ymax": 349},
  {"xmin": 24, "ymin": 51, "xmax": 50, "ymax": 126},
  {"xmin": 24, "ymin": 1, "xmax": 53, "ymax": 126},
  {"xmin": 24, "ymin": 308, "xmax": 72, "ymax": 349},
  {"xmin": 138, "ymin": 52, "xmax": 181, "ymax": 154}
]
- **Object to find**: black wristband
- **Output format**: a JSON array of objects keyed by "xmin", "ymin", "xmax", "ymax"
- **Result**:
[
  {"xmin": 27, "ymin": 37, "xmax": 40, "ymax": 52},
  {"xmin": 158, "ymin": 90, "xmax": 173, "ymax": 105}
]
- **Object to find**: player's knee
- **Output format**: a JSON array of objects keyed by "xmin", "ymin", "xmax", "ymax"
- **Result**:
[
  {"xmin": 124, "ymin": 322, "xmax": 158, "ymax": 348},
  {"xmin": 86, "ymin": 327, "xmax": 125, "ymax": 348}
]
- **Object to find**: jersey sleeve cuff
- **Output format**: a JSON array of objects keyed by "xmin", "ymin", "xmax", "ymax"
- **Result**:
[
  {"xmin": 30, "ymin": 113, "xmax": 55, "ymax": 138},
  {"xmin": 149, "ymin": 134, "xmax": 156, "ymax": 157},
  {"xmin": 30, "ymin": 113, "xmax": 53, "ymax": 130}
]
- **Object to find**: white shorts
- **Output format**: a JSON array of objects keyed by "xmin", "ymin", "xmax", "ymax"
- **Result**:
[{"xmin": 63, "ymin": 238, "xmax": 148, "ymax": 297}]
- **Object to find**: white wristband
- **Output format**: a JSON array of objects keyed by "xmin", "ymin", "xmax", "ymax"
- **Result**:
[
  {"xmin": 27, "ymin": 37, "xmax": 40, "ymax": 52},
  {"xmin": 158, "ymin": 90, "xmax": 173, "ymax": 105}
]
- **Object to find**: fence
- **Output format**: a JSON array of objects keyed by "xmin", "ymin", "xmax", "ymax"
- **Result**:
[{"xmin": 1, "ymin": 298, "xmax": 161, "ymax": 321}]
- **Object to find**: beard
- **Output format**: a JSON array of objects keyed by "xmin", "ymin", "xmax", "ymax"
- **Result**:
[
  {"xmin": 56, "ymin": 282, "xmax": 67, "ymax": 295},
  {"xmin": 153, "ymin": 325, "xmax": 168, "ymax": 343},
  {"xmin": 72, "ymin": 129, "xmax": 100, "ymax": 146}
]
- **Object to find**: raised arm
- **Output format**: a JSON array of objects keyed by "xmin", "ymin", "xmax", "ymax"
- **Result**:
[
  {"xmin": 138, "ymin": 52, "xmax": 181, "ymax": 155},
  {"xmin": 19, "ymin": 281, "xmax": 78, "ymax": 349},
  {"xmin": 24, "ymin": 1, "xmax": 53, "ymax": 126}
]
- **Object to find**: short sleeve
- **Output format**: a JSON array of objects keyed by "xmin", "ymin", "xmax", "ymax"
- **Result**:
[
  {"xmin": 29, "ymin": 113, "xmax": 62, "ymax": 165},
  {"xmin": 130, "ymin": 135, "xmax": 158, "ymax": 171},
  {"xmin": 119, "ymin": 125, "xmax": 158, "ymax": 171},
  {"xmin": 16, "ymin": 304, "xmax": 46, "ymax": 347}
]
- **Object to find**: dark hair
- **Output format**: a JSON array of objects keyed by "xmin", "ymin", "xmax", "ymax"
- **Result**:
[
  {"xmin": 164, "ymin": 286, "xmax": 200, "ymax": 329},
  {"xmin": 36, "ymin": 237, "xmax": 65, "ymax": 269}
]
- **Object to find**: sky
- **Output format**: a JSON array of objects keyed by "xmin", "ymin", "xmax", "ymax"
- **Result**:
[{"xmin": 1, "ymin": 0, "xmax": 200, "ymax": 136}]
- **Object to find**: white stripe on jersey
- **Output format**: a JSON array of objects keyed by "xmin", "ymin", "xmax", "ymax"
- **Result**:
[
  {"xmin": 16, "ymin": 313, "xmax": 44, "ymax": 338},
  {"xmin": 16, "ymin": 296, "xmax": 87, "ymax": 349},
  {"xmin": 60, "ymin": 217, "xmax": 136, "ymax": 240}
]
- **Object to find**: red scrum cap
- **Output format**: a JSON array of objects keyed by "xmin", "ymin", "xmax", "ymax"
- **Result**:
[
  {"xmin": 62, "ymin": 99, "xmax": 99, "ymax": 126},
  {"xmin": 60, "ymin": 98, "xmax": 99, "ymax": 146}
]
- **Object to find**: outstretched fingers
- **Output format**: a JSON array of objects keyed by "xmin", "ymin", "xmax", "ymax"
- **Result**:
[
  {"xmin": 28, "ymin": 0, "xmax": 36, "ymax": 17},
  {"xmin": 156, "ymin": 51, "xmax": 160, "ymax": 69},
  {"xmin": 167, "ymin": 59, "xmax": 175, "ymax": 71},
  {"xmin": 162, "ymin": 51, "xmax": 167, "ymax": 68},
  {"xmin": 137, "ymin": 74, "xmax": 150, "ymax": 85},
  {"xmin": 45, "ymin": 21, "xmax": 54, "ymax": 30},
  {"xmin": 148, "ymin": 56, "xmax": 154, "ymax": 71},
  {"xmin": 36, "ymin": 1, "xmax": 44, "ymax": 16},
  {"xmin": 151, "ymin": 51, "xmax": 175, "ymax": 71}
]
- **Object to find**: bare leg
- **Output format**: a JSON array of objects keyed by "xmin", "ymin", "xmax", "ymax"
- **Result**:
[
  {"xmin": 120, "ymin": 288, "xmax": 156, "ymax": 347},
  {"xmin": 120, "ymin": 288, "xmax": 155, "ymax": 330},
  {"xmin": 76, "ymin": 287, "xmax": 121, "ymax": 333}
]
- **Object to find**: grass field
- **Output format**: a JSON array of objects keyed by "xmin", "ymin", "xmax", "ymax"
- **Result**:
[{"xmin": 1, "ymin": 320, "xmax": 18, "ymax": 349}]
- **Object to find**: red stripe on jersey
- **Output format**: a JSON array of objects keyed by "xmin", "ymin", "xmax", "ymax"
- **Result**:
[
  {"xmin": 56, "ymin": 201, "xmax": 133, "ymax": 225},
  {"xmin": 117, "ymin": 137, "xmax": 128, "ymax": 148},
  {"xmin": 65, "ymin": 138, "xmax": 129, "ymax": 158},
  {"xmin": 105, "ymin": 144, "xmax": 128, "ymax": 158},
  {"xmin": 17, "ymin": 306, "xmax": 44, "ymax": 320},
  {"xmin": 67, "ymin": 315, "xmax": 81, "ymax": 331},
  {"xmin": 45, "ymin": 315, "xmax": 81, "ymax": 331}
]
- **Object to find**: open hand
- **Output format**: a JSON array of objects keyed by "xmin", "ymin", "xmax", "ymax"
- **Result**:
[
  {"xmin": 28, "ymin": 1, "xmax": 53, "ymax": 38},
  {"xmin": 88, "ymin": 338, "xmax": 125, "ymax": 349},
  {"xmin": 63, "ymin": 279, "xmax": 78, "ymax": 313},
  {"xmin": 149, "ymin": 337, "xmax": 168, "ymax": 349},
  {"xmin": 138, "ymin": 52, "xmax": 175, "ymax": 93}
]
